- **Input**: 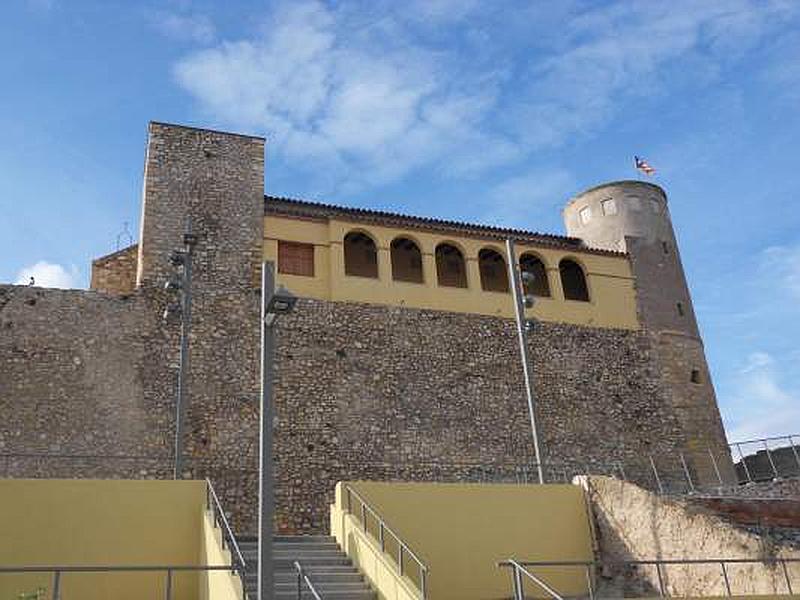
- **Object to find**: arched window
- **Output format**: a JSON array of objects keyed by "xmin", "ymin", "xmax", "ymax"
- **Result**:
[
  {"xmin": 559, "ymin": 259, "xmax": 590, "ymax": 301},
  {"xmin": 344, "ymin": 231, "xmax": 378, "ymax": 278},
  {"xmin": 391, "ymin": 237, "xmax": 423, "ymax": 283},
  {"xmin": 435, "ymin": 243, "xmax": 467, "ymax": 288},
  {"xmin": 478, "ymin": 248, "xmax": 509, "ymax": 293},
  {"xmin": 519, "ymin": 254, "xmax": 550, "ymax": 297}
]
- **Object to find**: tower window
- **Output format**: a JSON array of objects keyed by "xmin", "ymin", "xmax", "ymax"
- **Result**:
[
  {"xmin": 650, "ymin": 198, "xmax": 662, "ymax": 214},
  {"xmin": 278, "ymin": 241, "xmax": 314, "ymax": 277},
  {"xmin": 479, "ymin": 248, "xmax": 509, "ymax": 293},
  {"xmin": 662, "ymin": 241, "xmax": 669, "ymax": 255},
  {"xmin": 560, "ymin": 259, "xmax": 590, "ymax": 302},
  {"xmin": 579, "ymin": 206, "xmax": 592, "ymax": 224},
  {"xmin": 690, "ymin": 369, "xmax": 702, "ymax": 384},
  {"xmin": 677, "ymin": 302, "xmax": 685, "ymax": 316},
  {"xmin": 344, "ymin": 231, "xmax": 378, "ymax": 278},
  {"xmin": 601, "ymin": 198, "xmax": 617, "ymax": 216}
]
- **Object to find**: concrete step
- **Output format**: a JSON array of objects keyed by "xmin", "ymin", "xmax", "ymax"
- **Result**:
[
  {"xmin": 248, "ymin": 565, "xmax": 361, "ymax": 575},
  {"xmin": 239, "ymin": 535, "xmax": 373, "ymax": 600},
  {"xmin": 273, "ymin": 572, "xmax": 364, "ymax": 584},
  {"xmin": 273, "ymin": 592, "xmax": 373, "ymax": 600},
  {"xmin": 239, "ymin": 535, "xmax": 336, "ymax": 545},
  {"xmin": 247, "ymin": 570, "xmax": 364, "ymax": 581},
  {"xmin": 273, "ymin": 551, "xmax": 349, "ymax": 559}
]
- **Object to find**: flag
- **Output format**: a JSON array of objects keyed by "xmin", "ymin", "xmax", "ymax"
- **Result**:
[{"xmin": 635, "ymin": 155, "xmax": 656, "ymax": 176}]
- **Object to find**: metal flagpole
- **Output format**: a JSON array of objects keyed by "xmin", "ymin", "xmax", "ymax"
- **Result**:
[{"xmin": 505, "ymin": 239, "xmax": 544, "ymax": 484}]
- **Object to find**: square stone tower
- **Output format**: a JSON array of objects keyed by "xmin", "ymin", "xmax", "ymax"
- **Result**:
[{"xmin": 136, "ymin": 123, "xmax": 266, "ymax": 519}]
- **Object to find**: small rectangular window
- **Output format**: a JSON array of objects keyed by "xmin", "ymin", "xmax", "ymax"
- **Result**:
[
  {"xmin": 278, "ymin": 241, "xmax": 314, "ymax": 277},
  {"xmin": 579, "ymin": 206, "xmax": 592, "ymax": 224},
  {"xmin": 662, "ymin": 241, "xmax": 669, "ymax": 254},
  {"xmin": 691, "ymin": 369, "xmax": 702, "ymax": 384},
  {"xmin": 677, "ymin": 302, "xmax": 684, "ymax": 316},
  {"xmin": 601, "ymin": 198, "xmax": 617, "ymax": 215}
]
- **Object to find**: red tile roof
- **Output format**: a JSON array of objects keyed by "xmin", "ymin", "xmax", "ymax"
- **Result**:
[{"xmin": 265, "ymin": 195, "xmax": 626, "ymax": 257}]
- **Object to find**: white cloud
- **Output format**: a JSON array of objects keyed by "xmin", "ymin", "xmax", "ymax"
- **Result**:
[
  {"xmin": 484, "ymin": 169, "xmax": 576, "ymax": 228},
  {"xmin": 509, "ymin": 0, "xmax": 798, "ymax": 148},
  {"xmin": 173, "ymin": 0, "xmax": 516, "ymax": 190},
  {"xmin": 725, "ymin": 351, "xmax": 800, "ymax": 441},
  {"xmin": 149, "ymin": 10, "xmax": 215, "ymax": 43},
  {"xmin": 15, "ymin": 261, "xmax": 80, "ymax": 289},
  {"xmin": 760, "ymin": 244, "xmax": 800, "ymax": 299},
  {"xmin": 173, "ymin": 0, "xmax": 800, "ymax": 193}
]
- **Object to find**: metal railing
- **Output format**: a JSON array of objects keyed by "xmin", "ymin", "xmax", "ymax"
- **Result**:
[
  {"xmin": 294, "ymin": 561, "xmax": 323, "ymax": 600},
  {"xmin": 499, "ymin": 557, "xmax": 800, "ymax": 599},
  {"xmin": 0, "ymin": 564, "xmax": 238, "ymax": 600},
  {"xmin": 502, "ymin": 560, "xmax": 567, "ymax": 600},
  {"xmin": 205, "ymin": 478, "xmax": 247, "ymax": 586},
  {"xmin": 343, "ymin": 483, "xmax": 429, "ymax": 599},
  {"xmin": 730, "ymin": 434, "xmax": 800, "ymax": 484}
]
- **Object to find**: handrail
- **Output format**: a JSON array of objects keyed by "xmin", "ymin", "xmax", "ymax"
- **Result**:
[
  {"xmin": 0, "ymin": 565, "xmax": 237, "ymax": 600},
  {"xmin": 502, "ymin": 559, "xmax": 566, "ymax": 600},
  {"xmin": 205, "ymin": 479, "xmax": 247, "ymax": 581},
  {"xmin": 293, "ymin": 561, "xmax": 323, "ymax": 600},
  {"xmin": 499, "ymin": 557, "xmax": 800, "ymax": 598},
  {"xmin": 729, "ymin": 433, "xmax": 799, "ymax": 447},
  {"xmin": 342, "ymin": 483, "xmax": 429, "ymax": 599}
]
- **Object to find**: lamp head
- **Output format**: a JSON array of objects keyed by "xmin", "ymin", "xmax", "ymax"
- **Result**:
[
  {"xmin": 169, "ymin": 250, "xmax": 187, "ymax": 267},
  {"xmin": 164, "ymin": 276, "xmax": 182, "ymax": 292},
  {"xmin": 162, "ymin": 303, "xmax": 181, "ymax": 322},
  {"xmin": 265, "ymin": 285, "xmax": 297, "ymax": 317}
]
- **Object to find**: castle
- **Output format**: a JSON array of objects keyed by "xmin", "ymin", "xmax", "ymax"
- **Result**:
[{"xmin": 0, "ymin": 122, "xmax": 731, "ymax": 534}]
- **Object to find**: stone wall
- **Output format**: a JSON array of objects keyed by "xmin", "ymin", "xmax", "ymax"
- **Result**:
[
  {"xmin": 90, "ymin": 244, "xmax": 139, "ymax": 295},
  {"xmin": 0, "ymin": 122, "xmax": 739, "ymax": 535},
  {"xmin": 580, "ymin": 475, "xmax": 800, "ymax": 597},
  {"xmin": 1, "ymin": 277, "xmax": 711, "ymax": 534}
]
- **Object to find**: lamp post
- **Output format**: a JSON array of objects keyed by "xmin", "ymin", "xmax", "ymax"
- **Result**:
[
  {"xmin": 505, "ymin": 239, "xmax": 544, "ymax": 484},
  {"xmin": 164, "ymin": 219, "xmax": 198, "ymax": 480},
  {"xmin": 259, "ymin": 261, "xmax": 297, "ymax": 600}
]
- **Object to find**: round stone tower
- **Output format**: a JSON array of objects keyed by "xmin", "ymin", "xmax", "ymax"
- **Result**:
[
  {"xmin": 563, "ymin": 180, "xmax": 698, "ymax": 337},
  {"xmin": 563, "ymin": 180, "xmax": 733, "ymax": 484}
]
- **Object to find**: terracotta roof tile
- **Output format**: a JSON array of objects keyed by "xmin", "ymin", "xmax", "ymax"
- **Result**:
[{"xmin": 264, "ymin": 195, "xmax": 626, "ymax": 257}]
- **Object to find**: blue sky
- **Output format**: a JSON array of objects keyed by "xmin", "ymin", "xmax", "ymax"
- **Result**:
[{"xmin": 2, "ymin": 0, "xmax": 799, "ymax": 442}]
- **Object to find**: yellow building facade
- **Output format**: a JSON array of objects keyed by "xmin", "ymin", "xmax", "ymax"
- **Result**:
[{"xmin": 264, "ymin": 197, "xmax": 640, "ymax": 330}]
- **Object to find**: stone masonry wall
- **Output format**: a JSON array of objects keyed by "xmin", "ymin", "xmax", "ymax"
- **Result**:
[
  {"xmin": 0, "ymin": 122, "xmax": 738, "ymax": 536},
  {"xmin": 90, "ymin": 244, "xmax": 139, "ymax": 295},
  {"xmin": 1, "ymin": 279, "xmax": 706, "ymax": 534}
]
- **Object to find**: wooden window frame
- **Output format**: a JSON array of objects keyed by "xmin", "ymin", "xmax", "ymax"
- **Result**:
[{"xmin": 278, "ymin": 240, "xmax": 315, "ymax": 277}]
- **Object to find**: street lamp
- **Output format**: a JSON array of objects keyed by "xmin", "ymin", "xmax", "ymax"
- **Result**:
[
  {"xmin": 259, "ymin": 261, "xmax": 297, "ymax": 600},
  {"xmin": 164, "ymin": 219, "xmax": 198, "ymax": 480},
  {"xmin": 505, "ymin": 239, "xmax": 544, "ymax": 484}
]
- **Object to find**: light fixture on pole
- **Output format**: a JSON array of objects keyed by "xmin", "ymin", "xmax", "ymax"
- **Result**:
[
  {"xmin": 164, "ymin": 218, "xmax": 198, "ymax": 480},
  {"xmin": 505, "ymin": 239, "xmax": 545, "ymax": 484},
  {"xmin": 259, "ymin": 261, "xmax": 297, "ymax": 600}
]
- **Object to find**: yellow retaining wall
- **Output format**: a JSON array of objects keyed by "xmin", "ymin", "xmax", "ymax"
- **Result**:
[
  {"xmin": 330, "ymin": 482, "xmax": 595, "ymax": 600},
  {"xmin": 199, "ymin": 510, "xmax": 244, "ymax": 600},
  {"xmin": 265, "ymin": 215, "xmax": 639, "ymax": 330},
  {"xmin": 0, "ymin": 479, "xmax": 215, "ymax": 600}
]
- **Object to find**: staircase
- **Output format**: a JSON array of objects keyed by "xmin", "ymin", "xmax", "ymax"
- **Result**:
[{"xmin": 239, "ymin": 535, "xmax": 375, "ymax": 600}]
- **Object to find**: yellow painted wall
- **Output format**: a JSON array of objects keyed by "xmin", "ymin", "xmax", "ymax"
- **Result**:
[
  {"xmin": 264, "ymin": 215, "xmax": 639, "ymax": 329},
  {"xmin": 0, "ymin": 479, "xmax": 206, "ymax": 600},
  {"xmin": 330, "ymin": 481, "xmax": 595, "ymax": 600},
  {"xmin": 199, "ymin": 510, "xmax": 243, "ymax": 600}
]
